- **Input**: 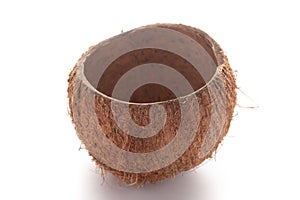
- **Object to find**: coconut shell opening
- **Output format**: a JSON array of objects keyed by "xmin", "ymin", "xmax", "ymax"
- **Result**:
[{"xmin": 68, "ymin": 23, "xmax": 237, "ymax": 186}]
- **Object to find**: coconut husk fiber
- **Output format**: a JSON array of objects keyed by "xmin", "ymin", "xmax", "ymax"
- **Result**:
[{"xmin": 68, "ymin": 23, "xmax": 237, "ymax": 186}]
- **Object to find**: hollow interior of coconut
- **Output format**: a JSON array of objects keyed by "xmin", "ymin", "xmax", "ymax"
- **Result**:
[{"xmin": 83, "ymin": 28, "xmax": 218, "ymax": 103}]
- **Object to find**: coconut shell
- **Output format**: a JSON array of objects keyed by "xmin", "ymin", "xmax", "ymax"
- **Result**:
[{"xmin": 68, "ymin": 23, "xmax": 237, "ymax": 185}]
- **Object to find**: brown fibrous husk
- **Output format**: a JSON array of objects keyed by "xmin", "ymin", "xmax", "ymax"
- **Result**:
[{"xmin": 68, "ymin": 24, "xmax": 237, "ymax": 186}]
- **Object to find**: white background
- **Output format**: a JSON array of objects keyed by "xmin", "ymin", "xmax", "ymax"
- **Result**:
[{"xmin": 0, "ymin": 0, "xmax": 299, "ymax": 199}]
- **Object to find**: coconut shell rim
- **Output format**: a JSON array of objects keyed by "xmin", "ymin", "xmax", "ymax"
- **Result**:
[{"xmin": 76, "ymin": 23, "xmax": 224, "ymax": 106}]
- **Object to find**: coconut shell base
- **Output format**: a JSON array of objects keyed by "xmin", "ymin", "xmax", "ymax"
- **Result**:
[{"xmin": 68, "ymin": 24, "xmax": 237, "ymax": 185}]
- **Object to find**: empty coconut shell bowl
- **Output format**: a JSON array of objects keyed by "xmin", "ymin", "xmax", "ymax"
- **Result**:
[{"xmin": 68, "ymin": 23, "xmax": 237, "ymax": 185}]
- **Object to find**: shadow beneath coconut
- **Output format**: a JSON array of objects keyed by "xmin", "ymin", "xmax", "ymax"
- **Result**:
[{"xmin": 81, "ymin": 170, "xmax": 218, "ymax": 200}]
